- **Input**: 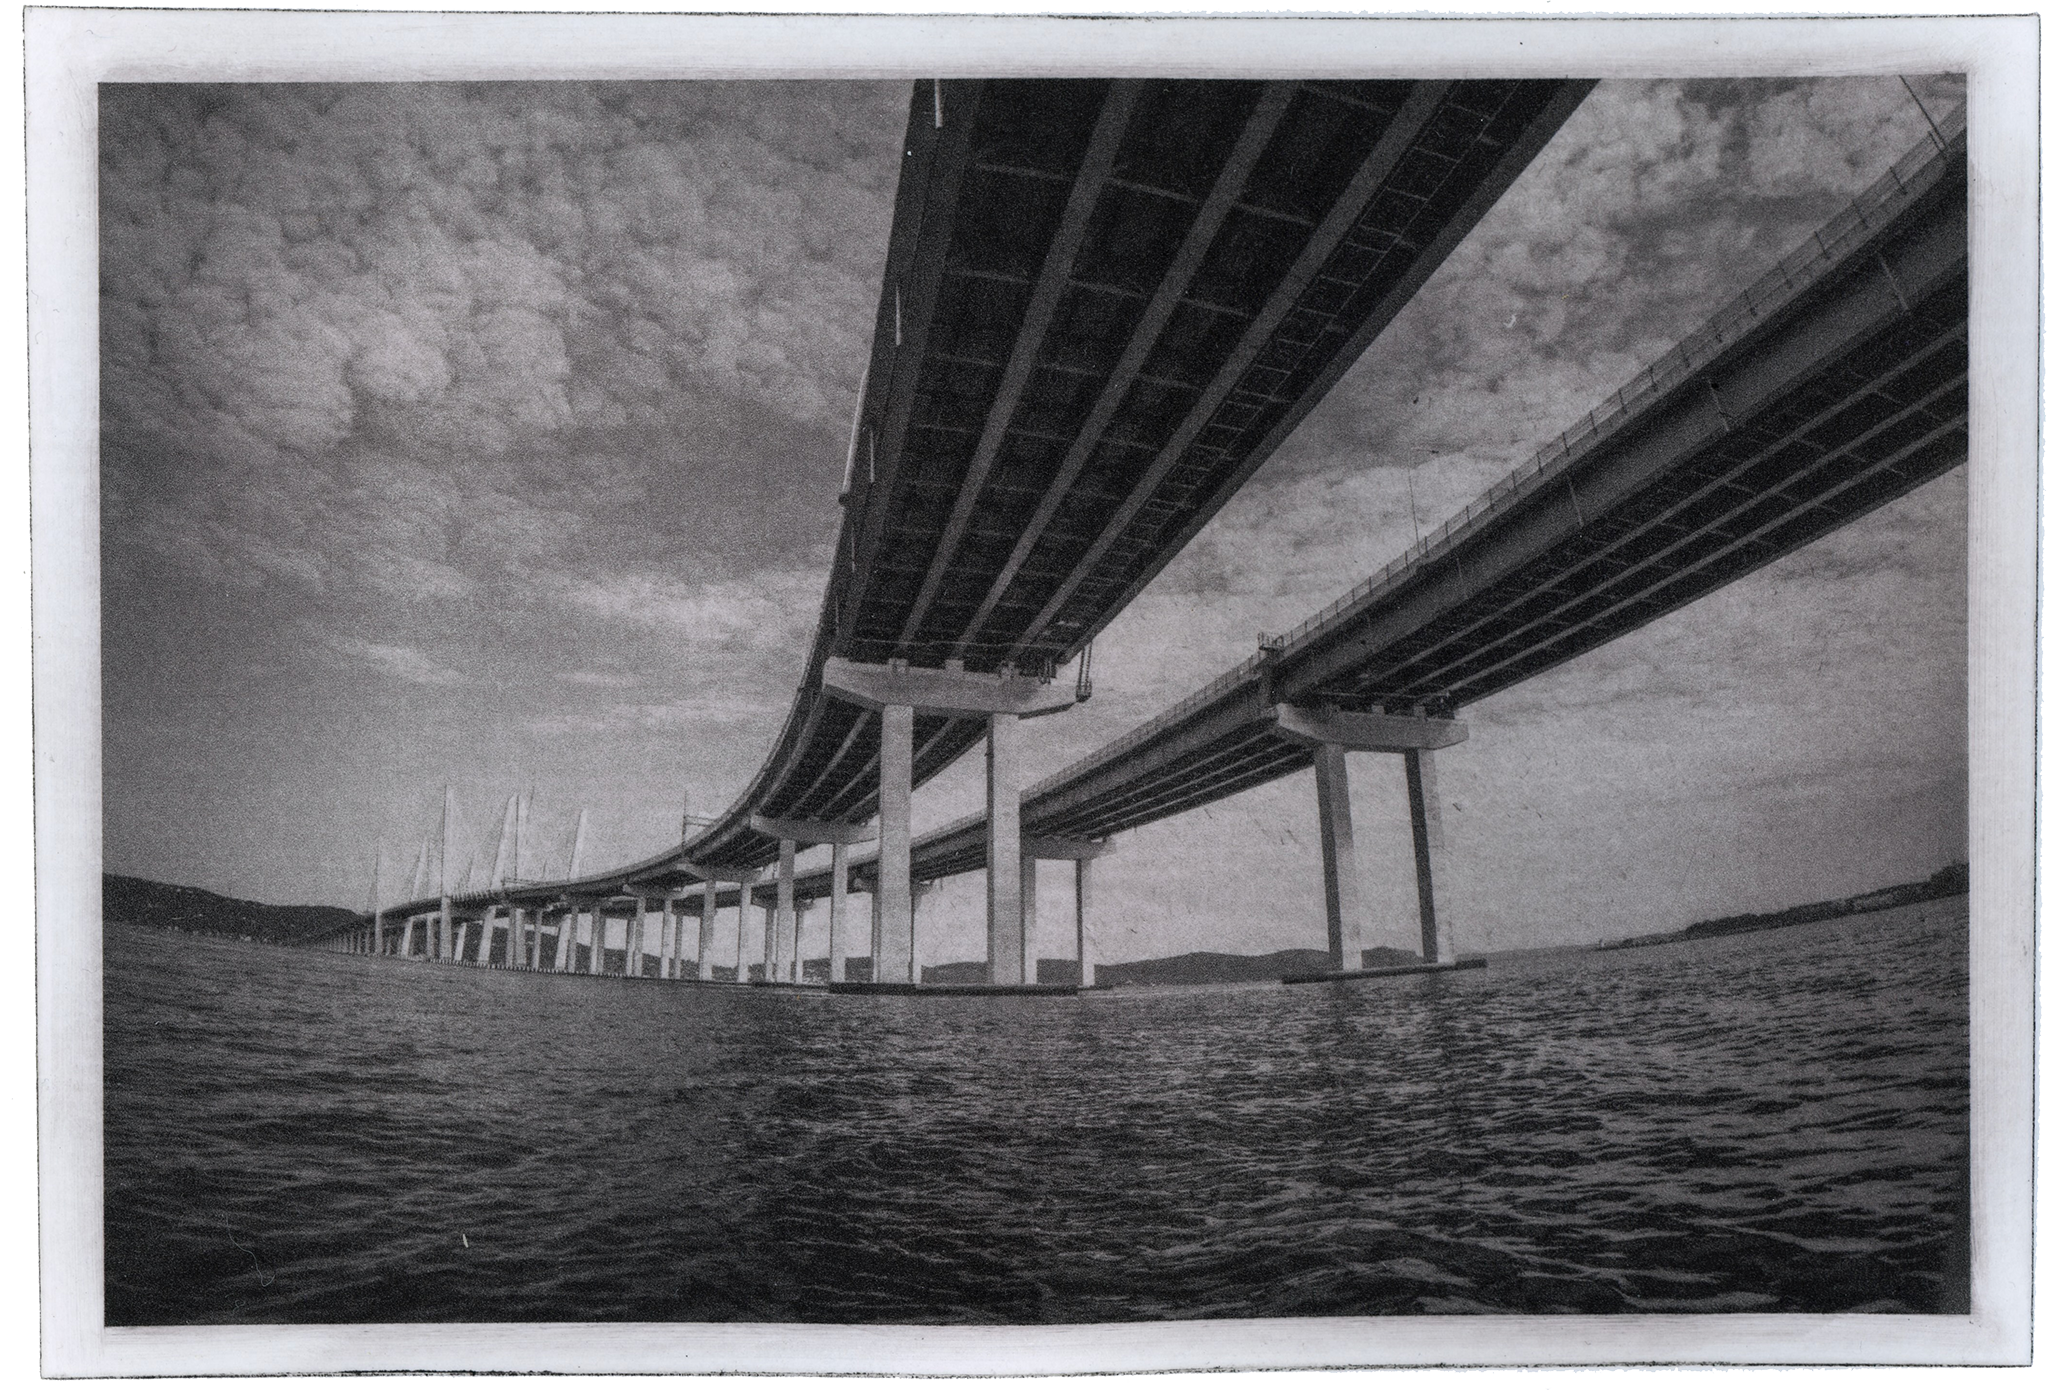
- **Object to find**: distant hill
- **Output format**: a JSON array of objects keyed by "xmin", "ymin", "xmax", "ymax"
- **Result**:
[
  {"xmin": 1601, "ymin": 862, "xmax": 1968, "ymax": 951},
  {"xmin": 917, "ymin": 945, "xmax": 1419, "ymax": 987},
  {"xmin": 103, "ymin": 874, "xmax": 356, "ymax": 944}
]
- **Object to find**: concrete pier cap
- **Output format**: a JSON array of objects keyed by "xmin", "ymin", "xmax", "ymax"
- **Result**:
[
  {"xmin": 748, "ymin": 814, "xmax": 876, "ymax": 846},
  {"xmin": 1021, "ymin": 834, "xmax": 1116, "ymax": 861},
  {"xmin": 678, "ymin": 860, "xmax": 759, "ymax": 886},
  {"xmin": 1269, "ymin": 703, "xmax": 1466, "ymax": 752},
  {"xmin": 822, "ymin": 656, "xmax": 1074, "ymax": 720}
]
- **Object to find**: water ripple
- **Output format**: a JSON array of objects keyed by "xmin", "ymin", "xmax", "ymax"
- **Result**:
[{"xmin": 103, "ymin": 899, "xmax": 1968, "ymax": 1324}]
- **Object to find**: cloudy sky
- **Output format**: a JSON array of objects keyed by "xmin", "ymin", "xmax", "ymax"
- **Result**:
[{"xmin": 100, "ymin": 74, "xmax": 1967, "ymax": 960}]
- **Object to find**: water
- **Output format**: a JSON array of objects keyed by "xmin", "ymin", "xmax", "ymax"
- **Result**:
[{"xmin": 103, "ymin": 897, "xmax": 1969, "ymax": 1325}]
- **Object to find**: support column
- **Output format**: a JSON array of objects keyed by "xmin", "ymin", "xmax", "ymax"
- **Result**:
[
  {"xmin": 1019, "ymin": 853, "xmax": 1039, "ymax": 985},
  {"xmin": 697, "ymin": 883, "xmax": 719, "ymax": 981},
  {"xmin": 660, "ymin": 898, "xmax": 676, "ymax": 979},
  {"xmin": 1405, "ymin": 748, "xmax": 1456, "ymax": 965},
  {"xmin": 628, "ymin": 898, "xmax": 647, "ymax": 976},
  {"xmin": 371, "ymin": 906, "xmax": 384, "ymax": 957},
  {"xmin": 401, "ymin": 916, "xmax": 417, "ymax": 958},
  {"xmin": 437, "ymin": 895, "xmax": 453, "ymax": 961},
  {"xmin": 792, "ymin": 900, "xmax": 809, "ymax": 982},
  {"xmin": 454, "ymin": 916, "xmax": 470, "ymax": 964},
  {"xmin": 875, "ymin": 702, "xmax": 915, "ymax": 984},
  {"xmin": 553, "ymin": 907, "xmax": 575, "ymax": 972},
  {"xmin": 736, "ymin": 873, "xmax": 758, "ymax": 981},
  {"xmin": 828, "ymin": 842, "xmax": 850, "ymax": 983},
  {"xmin": 1074, "ymin": 858, "xmax": 1095, "ymax": 988},
  {"xmin": 1312, "ymin": 743, "xmax": 1366, "ymax": 973},
  {"xmin": 772, "ymin": 839, "xmax": 798, "ymax": 982},
  {"xmin": 909, "ymin": 880, "xmax": 933, "ymax": 986},
  {"xmin": 985, "ymin": 711, "xmax": 1024, "ymax": 985},
  {"xmin": 587, "ymin": 909, "xmax": 606, "ymax": 975}
]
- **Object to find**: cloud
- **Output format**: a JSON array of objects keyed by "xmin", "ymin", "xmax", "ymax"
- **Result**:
[
  {"xmin": 561, "ymin": 670, "xmax": 638, "ymax": 688},
  {"xmin": 315, "ymin": 633, "xmax": 466, "ymax": 687}
]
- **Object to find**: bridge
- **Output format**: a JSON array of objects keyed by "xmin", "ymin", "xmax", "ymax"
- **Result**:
[{"xmin": 310, "ymin": 90, "xmax": 1965, "ymax": 997}]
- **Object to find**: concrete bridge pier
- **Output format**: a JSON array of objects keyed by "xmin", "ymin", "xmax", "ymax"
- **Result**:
[
  {"xmin": 985, "ymin": 711, "xmax": 1025, "ymax": 985},
  {"xmin": 1405, "ymin": 748, "xmax": 1456, "ymax": 964},
  {"xmin": 1271, "ymin": 705, "xmax": 1467, "ymax": 972},
  {"xmin": 877, "ymin": 702, "xmax": 914, "ymax": 983},
  {"xmin": 437, "ymin": 895, "xmax": 452, "ymax": 961},
  {"xmin": 771, "ymin": 839, "xmax": 798, "ymax": 982},
  {"xmin": 587, "ymin": 909, "xmax": 607, "ymax": 975},
  {"xmin": 1025, "ymin": 836, "xmax": 1116, "ymax": 987},
  {"xmin": 552, "ymin": 907, "xmax": 575, "ymax": 972},
  {"xmin": 658, "ymin": 897, "xmax": 677, "ymax": 978},
  {"xmin": 1018, "ymin": 848, "xmax": 1038, "ymax": 985},
  {"xmin": 697, "ymin": 883, "xmax": 718, "ymax": 981},
  {"xmin": 1310, "ymin": 743, "xmax": 1364, "ymax": 972},
  {"xmin": 909, "ymin": 879, "xmax": 935, "ymax": 985},
  {"xmin": 822, "ymin": 656, "xmax": 1073, "ymax": 989},
  {"xmin": 748, "ymin": 817, "xmax": 876, "ymax": 984},
  {"xmin": 737, "ymin": 872, "xmax": 760, "ymax": 981},
  {"xmin": 829, "ymin": 842, "xmax": 850, "ymax": 983},
  {"xmin": 626, "ymin": 897, "xmax": 647, "ymax": 977}
]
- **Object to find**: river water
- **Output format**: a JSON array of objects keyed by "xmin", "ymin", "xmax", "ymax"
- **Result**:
[{"xmin": 103, "ymin": 896, "xmax": 1968, "ymax": 1325}]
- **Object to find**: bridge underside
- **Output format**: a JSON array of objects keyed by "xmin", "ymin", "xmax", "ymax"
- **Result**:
[
  {"xmin": 680, "ymin": 76, "xmax": 1594, "ymax": 872},
  {"xmin": 809, "ymin": 118, "xmax": 1971, "ymax": 886}
]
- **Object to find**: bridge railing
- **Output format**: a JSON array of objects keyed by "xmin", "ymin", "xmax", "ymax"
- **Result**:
[
  {"xmin": 1029, "ymin": 656, "xmax": 1266, "ymax": 799},
  {"xmin": 1024, "ymin": 103, "xmax": 1962, "ymax": 804},
  {"xmin": 1265, "ymin": 103, "xmax": 1964, "ymax": 660}
]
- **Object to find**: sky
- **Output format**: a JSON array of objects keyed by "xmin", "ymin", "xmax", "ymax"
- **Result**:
[{"xmin": 99, "ymin": 74, "xmax": 1968, "ymax": 961}]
